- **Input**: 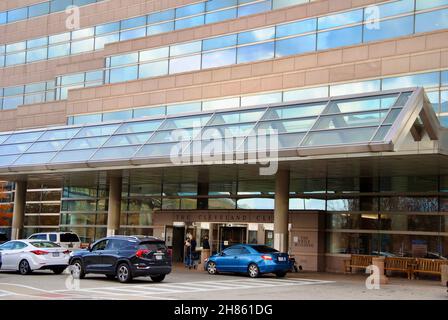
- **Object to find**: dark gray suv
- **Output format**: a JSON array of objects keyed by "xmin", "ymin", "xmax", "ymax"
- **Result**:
[{"xmin": 69, "ymin": 235, "xmax": 171, "ymax": 283}]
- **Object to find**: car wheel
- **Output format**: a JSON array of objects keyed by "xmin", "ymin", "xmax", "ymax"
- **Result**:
[
  {"xmin": 248, "ymin": 263, "xmax": 260, "ymax": 278},
  {"xmin": 70, "ymin": 259, "xmax": 85, "ymax": 279},
  {"xmin": 275, "ymin": 271, "xmax": 287, "ymax": 278},
  {"xmin": 150, "ymin": 274, "xmax": 165, "ymax": 282},
  {"xmin": 19, "ymin": 260, "xmax": 32, "ymax": 275},
  {"xmin": 207, "ymin": 261, "xmax": 218, "ymax": 275},
  {"xmin": 106, "ymin": 275, "xmax": 116, "ymax": 280},
  {"xmin": 117, "ymin": 263, "xmax": 132, "ymax": 283},
  {"xmin": 52, "ymin": 267, "xmax": 66, "ymax": 275}
]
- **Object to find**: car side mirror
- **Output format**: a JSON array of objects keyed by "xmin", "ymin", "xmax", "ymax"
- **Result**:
[{"xmin": 220, "ymin": 251, "xmax": 225, "ymax": 256}]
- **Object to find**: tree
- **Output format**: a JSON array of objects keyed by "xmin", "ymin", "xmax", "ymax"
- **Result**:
[{"xmin": 0, "ymin": 181, "xmax": 13, "ymax": 227}]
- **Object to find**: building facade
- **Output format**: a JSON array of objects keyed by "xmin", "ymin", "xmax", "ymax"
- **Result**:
[{"xmin": 0, "ymin": 0, "xmax": 448, "ymax": 272}]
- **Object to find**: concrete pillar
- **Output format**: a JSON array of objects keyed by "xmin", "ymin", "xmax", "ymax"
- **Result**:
[
  {"xmin": 107, "ymin": 176, "xmax": 122, "ymax": 236},
  {"xmin": 11, "ymin": 181, "xmax": 27, "ymax": 240},
  {"xmin": 274, "ymin": 170, "xmax": 289, "ymax": 252}
]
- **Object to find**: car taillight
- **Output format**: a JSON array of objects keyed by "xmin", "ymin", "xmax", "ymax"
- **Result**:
[
  {"xmin": 136, "ymin": 249, "xmax": 150, "ymax": 258},
  {"xmin": 31, "ymin": 250, "xmax": 49, "ymax": 255},
  {"xmin": 261, "ymin": 255, "xmax": 272, "ymax": 261},
  {"xmin": 63, "ymin": 250, "xmax": 71, "ymax": 255}
]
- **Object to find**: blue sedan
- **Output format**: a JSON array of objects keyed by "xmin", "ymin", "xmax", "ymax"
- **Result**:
[{"xmin": 204, "ymin": 244, "xmax": 292, "ymax": 278}]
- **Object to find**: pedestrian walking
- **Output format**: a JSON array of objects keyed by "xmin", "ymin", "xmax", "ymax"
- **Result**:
[{"xmin": 184, "ymin": 237, "xmax": 191, "ymax": 268}]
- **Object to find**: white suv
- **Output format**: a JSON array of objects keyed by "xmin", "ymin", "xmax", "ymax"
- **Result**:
[{"xmin": 28, "ymin": 232, "xmax": 82, "ymax": 250}]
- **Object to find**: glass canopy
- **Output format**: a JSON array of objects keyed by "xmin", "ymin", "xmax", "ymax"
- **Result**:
[{"xmin": 0, "ymin": 88, "xmax": 435, "ymax": 172}]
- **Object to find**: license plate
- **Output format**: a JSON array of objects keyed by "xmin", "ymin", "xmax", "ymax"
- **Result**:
[
  {"xmin": 52, "ymin": 252, "xmax": 60, "ymax": 257},
  {"xmin": 278, "ymin": 257, "xmax": 286, "ymax": 261},
  {"xmin": 155, "ymin": 255, "xmax": 163, "ymax": 260}
]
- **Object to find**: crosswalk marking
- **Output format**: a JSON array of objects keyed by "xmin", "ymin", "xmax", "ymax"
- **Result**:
[{"xmin": 55, "ymin": 277, "xmax": 333, "ymax": 299}]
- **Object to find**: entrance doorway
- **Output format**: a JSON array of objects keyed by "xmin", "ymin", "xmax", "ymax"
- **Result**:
[
  {"xmin": 219, "ymin": 225, "xmax": 247, "ymax": 251},
  {"xmin": 172, "ymin": 226, "xmax": 185, "ymax": 263}
]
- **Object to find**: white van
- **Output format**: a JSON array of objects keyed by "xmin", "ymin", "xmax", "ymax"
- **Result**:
[{"xmin": 27, "ymin": 232, "xmax": 82, "ymax": 249}]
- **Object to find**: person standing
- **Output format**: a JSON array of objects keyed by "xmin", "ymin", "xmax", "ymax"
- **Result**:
[
  {"xmin": 184, "ymin": 237, "xmax": 191, "ymax": 268},
  {"xmin": 201, "ymin": 235, "xmax": 211, "ymax": 265},
  {"xmin": 190, "ymin": 237, "xmax": 197, "ymax": 269}
]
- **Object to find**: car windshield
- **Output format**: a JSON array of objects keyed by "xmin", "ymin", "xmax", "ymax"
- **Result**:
[
  {"xmin": 60, "ymin": 233, "xmax": 80, "ymax": 242},
  {"xmin": 139, "ymin": 242, "xmax": 167, "ymax": 252},
  {"xmin": 31, "ymin": 241, "xmax": 61, "ymax": 248},
  {"xmin": 251, "ymin": 245, "xmax": 278, "ymax": 253}
]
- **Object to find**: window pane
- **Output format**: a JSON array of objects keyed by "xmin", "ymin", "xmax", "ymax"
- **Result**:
[
  {"xmin": 275, "ymin": 34, "xmax": 316, "ymax": 58},
  {"xmin": 166, "ymin": 102, "xmax": 201, "ymax": 115},
  {"xmin": 102, "ymin": 110, "xmax": 133, "ymax": 122},
  {"xmin": 110, "ymin": 53, "xmax": 138, "ymax": 67},
  {"xmin": 72, "ymin": 27, "xmax": 94, "ymax": 40},
  {"xmin": 264, "ymin": 104, "xmax": 326, "ymax": 119},
  {"xmin": 120, "ymin": 27, "xmax": 146, "ymax": 41},
  {"xmin": 364, "ymin": 16, "xmax": 414, "ymax": 43},
  {"xmin": 76, "ymin": 124, "xmax": 120, "ymax": 138},
  {"xmin": 49, "ymin": 33, "xmax": 70, "ymax": 44},
  {"xmin": 238, "ymin": 27, "xmax": 275, "ymax": 45},
  {"xmin": 273, "ymin": 0, "xmax": 308, "ymax": 10},
  {"xmin": 15, "ymin": 152, "xmax": 57, "ymax": 165},
  {"xmin": 140, "ymin": 47, "xmax": 169, "ymax": 62},
  {"xmin": 121, "ymin": 16, "xmax": 147, "ymax": 30},
  {"xmin": 175, "ymin": 15, "xmax": 204, "ymax": 30},
  {"xmin": 382, "ymin": 72, "xmax": 440, "ymax": 90},
  {"xmin": 365, "ymin": 0, "xmax": 414, "ymax": 19},
  {"xmin": 148, "ymin": 9, "xmax": 175, "ymax": 23},
  {"xmin": 71, "ymin": 38, "xmax": 94, "ymax": 54},
  {"xmin": 258, "ymin": 118, "xmax": 315, "ymax": 133},
  {"xmin": 7, "ymin": 7, "xmax": 28, "ymax": 23},
  {"xmin": 95, "ymin": 33, "xmax": 120, "ymax": 49},
  {"xmin": 169, "ymin": 55, "xmax": 201, "ymax": 74},
  {"xmin": 51, "ymin": 149, "xmax": 96, "ymax": 162},
  {"xmin": 318, "ymin": 9, "xmax": 363, "ymax": 30},
  {"xmin": 27, "ymin": 48, "xmax": 47, "ymax": 62},
  {"xmin": 27, "ymin": 37, "xmax": 48, "ymax": 48},
  {"xmin": 72, "ymin": 113, "xmax": 102, "ymax": 124},
  {"xmin": 203, "ymin": 34, "xmax": 237, "ymax": 51},
  {"xmin": 48, "ymin": 43, "xmax": 70, "ymax": 58},
  {"xmin": 61, "ymin": 73, "xmax": 84, "ymax": 85},
  {"xmin": 109, "ymin": 66, "xmax": 138, "ymax": 83},
  {"xmin": 29, "ymin": 2, "xmax": 50, "ymax": 18},
  {"xmin": 276, "ymin": 18, "xmax": 316, "ymax": 38},
  {"xmin": 202, "ymin": 48, "xmax": 236, "ymax": 68},
  {"xmin": 205, "ymin": 8, "xmax": 237, "ymax": 24},
  {"xmin": 302, "ymin": 127, "xmax": 378, "ymax": 146},
  {"xmin": 237, "ymin": 42, "xmax": 274, "ymax": 63},
  {"xmin": 203, "ymin": 97, "xmax": 240, "ymax": 111},
  {"xmin": 138, "ymin": 60, "xmax": 169, "ymax": 78},
  {"xmin": 415, "ymin": 8, "xmax": 448, "ymax": 33},
  {"xmin": 241, "ymin": 92, "xmax": 281, "ymax": 107},
  {"xmin": 96, "ymin": 22, "xmax": 120, "ymax": 35},
  {"xmin": 317, "ymin": 26, "xmax": 362, "ymax": 50},
  {"xmin": 147, "ymin": 21, "xmax": 174, "ymax": 35},
  {"xmin": 5, "ymin": 131, "xmax": 43, "ymax": 144},
  {"xmin": 3, "ymin": 96, "xmax": 24, "ymax": 109},
  {"xmin": 170, "ymin": 41, "xmax": 202, "ymax": 57},
  {"xmin": 283, "ymin": 87, "xmax": 328, "ymax": 102},
  {"xmin": 50, "ymin": 0, "xmax": 72, "ymax": 13},
  {"xmin": 238, "ymin": 1, "xmax": 271, "ymax": 17},
  {"xmin": 91, "ymin": 146, "xmax": 140, "ymax": 160},
  {"xmin": 416, "ymin": 0, "xmax": 448, "ymax": 10},
  {"xmin": 117, "ymin": 120, "xmax": 163, "ymax": 134},
  {"xmin": 324, "ymin": 95, "xmax": 398, "ymax": 114},
  {"xmin": 206, "ymin": 0, "xmax": 237, "ymax": 11},
  {"xmin": 39, "ymin": 128, "xmax": 80, "ymax": 141},
  {"xmin": 176, "ymin": 3, "xmax": 205, "ymax": 18},
  {"xmin": 5, "ymin": 52, "xmax": 26, "ymax": 66},
  {"xmin": 330, "ymin": 80, "xmax": 381, "ymax": 96},
  {"xmin": 313, "ymin": 111, "xmax": 388, "ymax": 130}
]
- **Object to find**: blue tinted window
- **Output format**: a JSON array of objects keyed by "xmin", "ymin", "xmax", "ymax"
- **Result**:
[
  {"xmin": 441, "ymin": 91, "xmax": 448, "ymax": 113},
  {"xmin": 121, "ymin": 16, "xmax": 147, "ymax": 30},
  {"xmin": 3, "ymin": 96, "xmax": 23, "ymax": 110},
  {"xmin": 318, "ymin": 9, "xmax": 363, "ymax": 30},
  {"xmin": 109, "ymin": 66, "xmax": 138, "ymax": 83},
  {"xmin": 237, "ymin": 42, "xmax": 275, "ymax": 64},
  {"xmin": 133, "ymin": 106, "xmax": 166, "ymax": 118},
  {"xmin": 95, "ymin": 33, "xmax": 119, "ymax": 49},
  {"xmin": 203, "ymin": 34, "xmax": 237, "ymax": 51},
  {"xmin": 205, "ymin": 8, "xmax": 237, "ymax": 24},
  {"xmin": 138, "ymin": 60, "xmax": 169, "ymax": 78},
  {"xmin": 71, "ymin": 38, "xmax": 94, "ymax": 54},
  {"xmin": 29, "ymin": 2, "xmax": 50, "ymax": 18},
  {"xmin": 96, "ymin": 22, "xmax": 120, "ymax": 35},
  {"xmin": 416, "ymin": 0, "xmax": 448, "ymax": 10},
  {"xmin": 382, "ymin": 72, "xmax": 440, "ymax": 90},
  {"xmin": 275, "ymin": 34, "xmax": 316, "ymax": 58},
  {"xmin": 73, "ymin": 114, "xmax": 102, "ymax": 125},
  {"xmin": 238, "ymin": 0, "xmax": 272, "ymax": 17},
  {"xmin": 415, "ymin": 9, "xmax": 448, "ymax": 33},
  {"xmin": 365, "ymin": 0, "xmax": 414, "ymax": 20},
  {"xmin": 176, "ymin": 2, "xmax": 205, "ymax": 18},
  {"xmin": 6, "ymin": 42, "xmax": 26, "ymax": 53},
  {"xmin": 276, "ymin": 18, "xmax": 316, "ymax": 38},
  {"xmin": 147, "ymin": 21, "xmax": 174, "ymax": 35},
  {"xmin": 175, "ymin": 15, "xmax": 204, "ymax": 30},
  {"xmin": 207, "ymin": 0, "xmax": 237, "ymax": 10},
  {"xmin": 27, "ymin": 48, "xmax": 48, "ymax": 62},
  {"xmin": 238, "ymin": 27, "xmax": 275, "ymax": 45},
  {"xmin": 50, "ymin": 0, "xmax": 72, "ymax": 13},
  {"xmin": 148, "ymin": 9, "xmax": 175, "ymax": 23},
  {"xmin": 364, "ymin": 16, "xmax": 414, "ymax": 43},
  {"xmin": 73, "ymin": 0, "xmax": 97, "ymax": 5},
  {"xmin": 426, "ymin": 91, "xmax": 440, "ymax": 113},
  {"xmin": 27, "ymin": 37, "xmax": 48, "ymax": 48},
  {"xmin": 7, "ymin": 7, "xmax": 28, "ymax": 23},
  {"xmin": 109, "ymin": 53, "xmax": 138, "ymax": 67},
  {"xmin": 202, "ymin": 48, "xmax": 237, "ymax": 68},
  {"xmin": 442, "ymin": 71, "xmax": 448, "ymax": 86},
  {"xmin": 5, "ymin": 52, "xmax": 26, "ymax": 66},
  {"xmin": 0, "ymin": 12, "xmax": 6, "ymax": 24},
  {"xmin": 48, "ymin": 43, "xmax": 71, "ymax": 58},
  {"xmin": 103, "ymin": 110, "xmax": 133, "ymax": 122},
  {"xmin": 440, "ymin": 116, "xmax": 448, "ymax": 128},
  {"xmin": 119, "ymin": 27, "xmax": 146, "ymax": 41},
  {"xmin": 317, "ymin": 26, "xmax": 362, "ymax": 50}
]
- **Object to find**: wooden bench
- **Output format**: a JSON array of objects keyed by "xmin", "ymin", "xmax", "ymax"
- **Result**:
[
  {"xmin": 412, "ymin": 258, "xmax": 448, "ymax": 279},
  {"xmin": 344, "ymin": 254, "xmax": 372, "ymax": 273},
  {"xmin": 384, "ymin": 257, "xmax": 414, "ymax": 279}
]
